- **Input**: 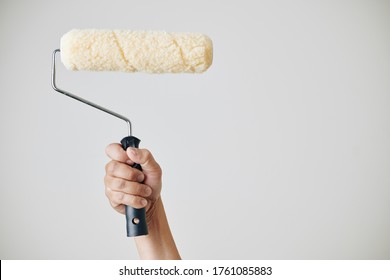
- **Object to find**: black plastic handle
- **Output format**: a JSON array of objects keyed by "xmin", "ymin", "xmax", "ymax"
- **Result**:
[{"xmin": 121, "ymin": 136, "xmax": 148, "ymax": 237}]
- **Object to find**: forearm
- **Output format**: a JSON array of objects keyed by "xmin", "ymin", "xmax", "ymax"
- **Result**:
[{"xmin": 135, "ymin": 197, "xmax": 181, "ymax": 260}]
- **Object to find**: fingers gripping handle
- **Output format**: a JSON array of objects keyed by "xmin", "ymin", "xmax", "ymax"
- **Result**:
[{"xmin": 121, "ymin": 136, "xmax": 148, "ymax": 237}]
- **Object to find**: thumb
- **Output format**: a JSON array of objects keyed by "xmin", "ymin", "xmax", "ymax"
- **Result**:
[{"xmin": 126, "ymin": 147, "xmax": 161, "ymax": 173}]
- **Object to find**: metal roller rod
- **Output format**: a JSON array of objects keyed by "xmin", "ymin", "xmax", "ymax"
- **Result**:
[{"xmin": 51, "ymin": 49, "xmax": 132, "ymax": 136}]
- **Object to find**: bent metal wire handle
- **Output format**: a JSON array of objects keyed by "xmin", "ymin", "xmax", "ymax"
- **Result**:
[
  {"xmin": 51, "ymin": 49, "xmax": 132, "ymax": 136},
  {"xmin": 51, "ymin": 49, "xmax": 148, "ymax": 237}
]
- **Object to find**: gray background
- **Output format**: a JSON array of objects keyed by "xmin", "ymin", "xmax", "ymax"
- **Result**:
[{"xmin": 0, "ymin": 0, "xmax": 389, "ymax": 259}]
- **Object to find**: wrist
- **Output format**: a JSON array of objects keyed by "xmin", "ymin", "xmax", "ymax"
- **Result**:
[
  {"xmin": 145, "ymin": 196, "xmax": 162, "ymax": 230},
  {"xmin": 134, "ymin": 197, "xmax": 180, "ymax": 260}
]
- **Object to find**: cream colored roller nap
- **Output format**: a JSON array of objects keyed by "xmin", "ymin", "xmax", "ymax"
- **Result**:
[{"xmin": 60, "ymin": 29, "xmax": 213, "ymax": 73}]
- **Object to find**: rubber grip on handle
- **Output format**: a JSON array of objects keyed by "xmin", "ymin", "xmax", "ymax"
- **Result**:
[{"xmin": 121, "ymin": 136, "xmax": 148, "ymax": 237}]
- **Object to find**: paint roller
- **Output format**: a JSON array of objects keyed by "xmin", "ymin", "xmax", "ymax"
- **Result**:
[{"xmin": 51, "ymin": 29, "xmax": 213, "ymax": 237}]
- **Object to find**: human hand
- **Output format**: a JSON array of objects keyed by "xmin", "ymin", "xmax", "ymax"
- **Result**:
[
  {"xmin": 105, "ymin": 143, "xmax": 180, "ymax": 259},
  {"xmin": 104, "ymin": 143, "xmax": 162, "ymax": 219}
]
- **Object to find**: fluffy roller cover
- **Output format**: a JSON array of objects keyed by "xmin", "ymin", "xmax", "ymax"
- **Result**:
[{"xmin": 60, "ymin": 29, "xmax": 213, "ymax": 73}]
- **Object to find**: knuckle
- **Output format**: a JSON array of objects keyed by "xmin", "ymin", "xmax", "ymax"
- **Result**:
[
  {"xmin": 105, "ymin": 162, "xmax": 110, "ymax": 173},
  {"xmin": 129, "ymin": 195, "xmax": 143, "ymax": 208},
  {"xmin": 109, "ymin": 199, "xmax": 120, "ymax": 209},
  {"xmin": 112, "ymin": 178, "xmax": 125, "ymax": 189},
  {"xmin": 105, "ymin": 176, "xmax": 125, "ymax": 190},
  {"xmin": 103, "ymin": 175, "xmax": 110, "ymax": 186},
  {"xmin": 104, "ymin": 187, "xmax": 112, "ymax": 198},
  {"xmin": 129, "ymin": 195, "xmax": 137, "ymax": 205},
  {"xmin": 105, "ymin": 161, "xmax": 117, "ymax": 175},
  {"xmin": 113, "ymin": 204, "xmax": 125, "ymax": 214},
  {"xmin": 113, "ymin": 191, "xmax": 125, "ymax": 203},
  {"xmin": 109, "ymin": 199, "xmax": 116, "ymax": 208},
  {"xmin": 133, "ymin": 182, "xmax": 146, "ymax": 196},
  {"xmin": 128, "ymin": 169, "xmax": 139, "ymax": 181}
]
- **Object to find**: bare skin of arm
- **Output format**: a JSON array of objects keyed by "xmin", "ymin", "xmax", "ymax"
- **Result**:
[{"xmin": 104, "ymin": 144, "xmax": 180, "ymax": 260}]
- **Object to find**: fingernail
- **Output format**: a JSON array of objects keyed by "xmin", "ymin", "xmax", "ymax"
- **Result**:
[
  {"xmin": 137, "ymin": 173, "xmax": 144, "ymax": 182},
  {"xmin": 141, "ymin": 199, "xmax": 148, "ymax": 206},
  {"xmin": 126, "ymin": 160, "xmax": 133, "ymax": 165},
  {"xmin": 145, "ymin": 187, "xmax": 152, "ymax": 196}
]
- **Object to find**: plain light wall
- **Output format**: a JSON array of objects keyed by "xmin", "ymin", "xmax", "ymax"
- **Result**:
[{"xmin": 0, "ymin": 0, "xmax": 389, "ymax": 259}]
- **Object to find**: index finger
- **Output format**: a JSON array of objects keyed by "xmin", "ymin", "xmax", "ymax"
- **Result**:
[{"xmin": 105, "ymin": 143, "xmax": 133, "ymax": 164}]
